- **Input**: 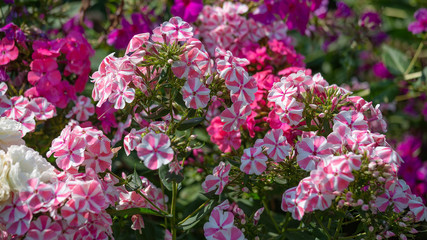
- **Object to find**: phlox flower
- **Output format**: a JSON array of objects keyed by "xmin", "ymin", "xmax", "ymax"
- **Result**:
[
  {"xmin": 408, "ymin": 8, "xmax": 427, "ymax": 34},
  {"xmin": 181, "ymin": 77, "xmax": 210, "ymax": 109},
  {"xmin": 123, "ymin": 128, "xmax": 146, "ymax": 156},
  {"xmin": 297, "ymin": 177, "xmax": 335, "ymax": 212},
  {"xmin": 0, "ymin": 82, "xmax": 7, "ymax": 96},
  {"xmin": 409, "ymin": 196, "xmax": 427, "ymax": 222},
  {"xmin": 207, "ymin": 116, "xmax": 241, "ymax": 153},
  {"xmin": 26, "ymin": 215, "xmax": 61, "ymax": 240},
  {"xmin": 27, "ymin": 97, "xmax": 56, "ymax": 120},
  {"xmin": 172, "ymin": 48, "xmax": 209, "ymax": 79},
  {"xmin": 109, "ymin": 79, "xmax": 135, "ymax": 110},
  {"xmin": 268, "ymin": 81, "xmax": 298, "ymax": 107},
  {"xmin": 315, "ymin": 160, "xmax": 355, "ymax": 192},
  {"xmin": 203, "ymin": 208, "xmax": 234, "ymax": 240},
  {"xmin": 263, "ymin": 128, "xmax": 291, "ymax": 162},
  {"xmin": 215, "ymin": 49, "xmax": 249, "ymax": 83},
  {"xmin": 66, "ymin": 96, "xmax": 95, "ymax": 121},
  {"xmin": 275, "ymin": 98, "xmax": 304, "ymax": 126},
  {"xmin": 126, "ymin": 33, "xmax": 150, "ymax": 54},
  {"xmin": 54, "ymin": 134, "xmax": 86, "ymax": 171},
  {"xmin": 1, "ymin": 95, "xmax": 29, "ymax": 119},
  {"xmin": 281, "ymin": 187, "xmax": 306, "ymax": 220},
  {"xmin": 72, "ymin": 180, "xmax": 106, "ymax": 214},
  {"xmin": 240, "ymin": 147, "xmax": 268, "ymax": 175},
  {"xmin": 253, "ymin": 207, "xmax": 264, "ymax": 225},
  {"xmin": 131, "ymin": 214, "xmax": 145, "ymax": 231},
  {"xmin": 160, "ymin": 17, "xmax": 193, "ymax": 41},
  {"xmin": 60, "ymin": 198, "xmax": 89, "ymax": 227},
  {"xmin": 0, "ymin": 38, "xmax": 18, "ymax": 65},
  {"xmin": 219, "ymin": 101, "xmax": 251, "ymax": 132},
  {"xmin": 171, "ymin": 0, "xmax": 203, "ymax": 23},
  {"xmin": 226, "ymin": 72, "xmax": 258, "ymax": 104},
  {"xmin": 19, "ymin": 178, "xmax": 54, "ymax": 213},
  {"xmin": 212, "ymin": 226, "xmax": 245, "ymax": 240},
  {"xmin": 136, "ymin": 132, "xmax": 174, "ymax": 170},
  {"xmin": 27, "ymin": 58, "xmax": 61, "ymax": 86},
  {"xmin": 202, "ymin": 162, "xmax": 231, "ymax": 195},
  {"xmin": 334, "ymin": 110, "xmax": 368, "ymax": 131},
  {"xmin": 296, "ymin": 135, "xmax": 332, "ymax": 171}
]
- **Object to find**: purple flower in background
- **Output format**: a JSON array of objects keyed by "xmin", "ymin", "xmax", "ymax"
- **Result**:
[
  {"xmin": 171, "ymin": 0, "xmax": 203, "ymax": 23},
  {"xmin": 397, "ymin": 135, "xmax": 425, "ymax": 195},
  {"xmin": 310, "ymin": 0, "xmax": 329, "ymax": 19},
  {"xmin": 408, "ymin": 8, "xmax": 427, "ymax": 34},
  {"xmin": 372, "ymin": 62, "xmax": 393, "ymax": 79},
  {"xmin": 335, "ymin": 1, "xmax": 352, "ymax": 18},
  {"xmin": 107, "ymin": 13, "xmax": 151, "ymax": 49},
  {"xmin": 359, "ymin": 11, "xmax": 381, "ymax": 29}
]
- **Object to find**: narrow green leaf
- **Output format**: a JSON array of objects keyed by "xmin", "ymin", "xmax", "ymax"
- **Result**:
[
  {"xmin": 178, "ymin": 200, "xmax": 216, "ymax": 231},
  {"xmin": 141, "ymin": 107, "xmax": 170, "ymax": 119},
  {"xmin": 106, "ymin": 207, "xmax": 168, "ymax": 218},
  {"xmin": 177, "ymin": 117, "xmax": 204, "ymax": 131}
]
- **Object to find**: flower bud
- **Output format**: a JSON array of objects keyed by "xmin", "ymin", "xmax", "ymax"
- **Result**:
[{"xmin": 167, "ymin": 59, "xmax": 173, "ymax": 64}]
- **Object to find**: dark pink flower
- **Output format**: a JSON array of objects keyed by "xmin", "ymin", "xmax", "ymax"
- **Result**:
[
  {"xmin": 408, "ymin": 8, "xmax": 427, "ymax": 34},
  {"xmin": 171, "ymin": 0, "xmax": 203, "ymax": 23},
  {"xmin": 0, "ymin": 38, "xmax": 19, "ymax": 65}
]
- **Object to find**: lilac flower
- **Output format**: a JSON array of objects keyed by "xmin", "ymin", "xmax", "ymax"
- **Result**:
[
  {"xmin": 408, "ymin": 8, "xmax": 427, "ymax": 34},
  {"xmin": 171, "ymin": 0, "xmax": 203, "ymax": 23}
]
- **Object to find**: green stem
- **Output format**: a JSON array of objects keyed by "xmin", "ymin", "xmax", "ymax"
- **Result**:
[
  {"xmin": 105, "ymin": 169, "xmax": 169, "ymax": 216},
  {"xmin": 171, "ymin": 181, "xmax": 178, "ymax": 240},
  {"xmin": 405, "ymin": 41, "xmax": 424, "ymax": 75},
  {"xmin": 262, "ymin": 199, "xmax": 281, "ymax": 234},
  {"xmin": 338, "ymin": 233, "xmax": 366, "ymax": 239},
  {"xmin": 178, "ymin": 199, "xmax": 211, "ymax": 225},
  {"xmin": 333, "ymin": 218, "xmax": 343, "ymax": 239},
  {"xmin": 315, "ymin": 214, "xmax": 332, "ymax": 239}
]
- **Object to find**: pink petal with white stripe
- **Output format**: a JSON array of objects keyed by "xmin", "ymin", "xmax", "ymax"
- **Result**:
[
  {"xmin": 136, "ymin": 132, "xmax": 174, "ymax": 170},
  {"xmin": 240, "ymin": 147, "xmax": 268, "ymax": 175},
  {"xmin": 181, "ymin": 78, "xmax": 210, "ymax": 109}
]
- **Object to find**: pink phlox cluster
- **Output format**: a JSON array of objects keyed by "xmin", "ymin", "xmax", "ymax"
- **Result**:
[
  {"xmin": 207, "ymin": 116, "xmax": 241, "ymax": 153},
  {"xmin": 198, "ymin": 2, "xmax": 265, "ymax": 57},
  {"xmin": 48, "ymin": 122, "xmax": 113, "ymax": 173},
  {"xmin": 66, "ymin": 95, "xmax": 95, "ymax": 122},
  {"xmin": 0, "ymin": 167, "xmax": 118, "ymax": 239},
  {"xmin": 0, "ymin": 37, "xmax": 19, "ymax": 65},
  {"xmin": 203, "ymin": 200, "xmax": 245, "ymax": 240},
  {"xmin": 202, "ymin": 162, "xmax": 231, "ymax": 195}
]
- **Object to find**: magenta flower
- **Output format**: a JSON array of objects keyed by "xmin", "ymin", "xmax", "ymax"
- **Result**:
[
  {"xmin": 372, "ymin": 62, "xmax": 393, "ymax": 79},
  {"xmin": 171, "ymin": 0, "xmax": 203, "ymax": 23},
  {"xmin": 0, "ymin": 38, "xmax": 18, "ymax": 66},
  {"xmin": 359, "ymin": 11, "xmax": 382, "ymax": 29},
  {"xmin": 136, "ymin": 132, "xmax": 174, "ymax": 170},
  {"xmin": 27, "ymin": 58, "xmax": 61, "ymax": 86},
  {"xmin": 107, "ymin": 13, "xmax": 151, "ymax": 49},
  {"xmin": 408, "ymin": 8, "xmax": 427, "ymax": 34}
]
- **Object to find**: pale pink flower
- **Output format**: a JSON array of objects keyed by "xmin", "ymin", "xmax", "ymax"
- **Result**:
[
  {"xmin": 109, "ymin": 79, "xmax": 135, "ymax": 110},
  {"xmin": 318, "ymin": 159, "xmax": 354, "ymax": 192},
  {"xmin": 26, "ymin": 215, "xmax": 61, "ymax": 240},
  {"xmin": 181, "ymin": 77, "xmax": 210, "ymax": 109},
  {"xmin": 219, "ymin": 101, "xmax": 251, "ymax": 132},
  {"xmin": 14, "ymin": 109, "xmax": 36, "ymax": 135},
  {"xmin": 66, "ymin": 96, "xmax": 95, "ymax": 121},
  {"xmin": 123, "ymin": 128, "xmax": 146, "ymax": 156},
  {"xmin": 136, "ymin": 132, "xmax": 174, "ymax": 170},
  {"xmin": 131, "ymin": 214, "xmax": 145, "ymax": 231},
  {"xmin": 72, "ymin": 180, "xmax": 106, "ymax": 214},
  {"xmin": 253, "ymin": 207, "xmax": 264, "ymax": 225},
  {"xmin": 54, "ymin": 134, "xmax": 86, "ymax": 170},
  {"xmin": 172, "ymin": 48, "xmax": 209, "ymax": 79},
  {"xmin": 27, "ymin": 97, "xmax": 56, "ymax": 120},
  {"xmin": 203, "ymin": 208, "xmax": 234, "ymax": 240},
  {"xmin": 84, "ymin": 144, "xmax": 113, "ymax": 173},
  {"xmin": 268, "ymin": 81, "xmax": 298, "ymax": 107},
  {"xmin": 202, "ymin": 162, "xmax": 231, "ymax": 195},
  {"xmin": 297, "ymin": 177, "xmax": 335, "ymax": 212},
  {"xmin": 409, "ymin": 197, "xmax": 427, "ymax": 222},
  {"xmin": 19, "ymin": 178, "xmax": 54, "ymax": 213},
  {"xmin": 281, "ymin": 187, "xmax": 306, "ymax": 220},
  {"xmin": 296, "ymin": 136, "xmax": 332, "ymax": 171},
  {"xmin": 263, "ymin": 129, "xmax": 291, "ymax": 162},
  {"xmin": 276, "ymin": 98, "xmax": 304, "ymax": 126},
  {"xmin": 60, "ymin": 198, "xmax": 89, "ymax": 227},
  {"xmin": 240, "ymin": 147, "xmax": 268, "ymax": 175},
  {"xmin": 334, "ymin": 110, "xmax": 368, "ymax": 131},
  {"xmin": 160, "ymin": 17, "xmax": 193, "ymax": 41},
  {"xmin": 215, "ymin": 49, "xmax": 248, "ymax": 83},
  {"xmin": 226, "ymin": 72, "xmax": 258, "ymax": 104}
]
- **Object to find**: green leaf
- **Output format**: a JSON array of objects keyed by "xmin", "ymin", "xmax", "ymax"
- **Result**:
[
  {"xmin": 381, "ymin": 45, "xmax": 409, "ymax": 75},
  {"xmin": 367, "ymin": 80, "xmax": 399, "ymax": 104},
  {"xmin": 141, "ymin": 107, "xmax": 170, "ymax": 119},
  {"xmin": 106, "ymin": 207, "xmax": 166, "ymax": 218},
  {"xmin": 178, "ymin": 200, "xmax": 216, "ymax": 231},
  {"xmin": 177, "ymin": 117, "xmax": 204, "ymax": 131},
  {"xmin": 159, "ymin": 165, "xmax": 184, "ymax": 192},
  {"xmin": 126, "ymin": 168, "xmax": 143, "ymax": 191}
]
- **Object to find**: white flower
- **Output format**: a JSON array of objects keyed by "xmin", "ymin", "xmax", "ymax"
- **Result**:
[
  {"xmin": 6, "ymin": 145, "xmax": 56, "ymax": 191},
  {"xmin": 0, "ymin": 117, "xmax": 24, "ymax": 151},
  {"xmin": 0, "ymin": 150, "xmax": 11, "ymax": 202}
]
